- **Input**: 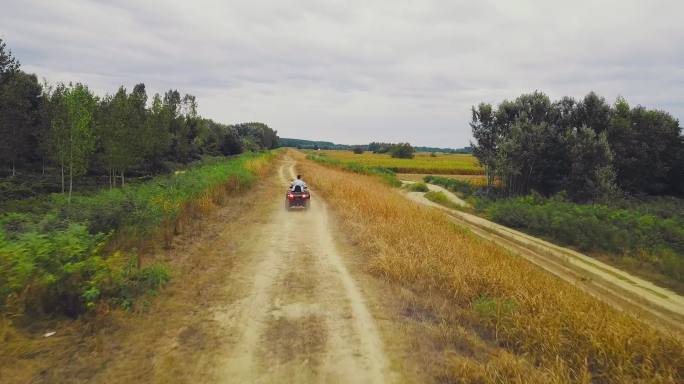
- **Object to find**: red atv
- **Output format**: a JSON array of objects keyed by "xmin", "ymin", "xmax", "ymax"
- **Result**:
[{"xmin": 286, "ymin": 186, "xmax": 310, "ymax": 210}]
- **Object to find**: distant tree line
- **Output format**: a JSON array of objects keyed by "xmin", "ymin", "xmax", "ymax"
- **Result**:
[
  {"xmin": 0, "ymin": 38, "xmax": 278, "ymax": 200},
  {"xmin": 471, "ymin": 91, "xmax": 684, "ymax": 201},
  {"xmin": 278, "ymin": 137, "xmax": 470, "ymax": 154}
]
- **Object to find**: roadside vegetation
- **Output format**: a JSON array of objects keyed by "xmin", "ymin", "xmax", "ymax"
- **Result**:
[
  {"xmin": 424, "ymin": 190, "xmax": 463, "ymax": 210},
  {"xmin": 407, "ymin": 182, "xmax": 429, "ymax": 192},
  {"xmin": 479, "ymin": 194, "xmax": 684, "ymax": 288},
  {"xmin": 299, "ymin": 155, "xmax": 684, "ymax": 383},
  {"xmin": 0, "ymin": 151, "xmax": 278, "ymax": 318}
]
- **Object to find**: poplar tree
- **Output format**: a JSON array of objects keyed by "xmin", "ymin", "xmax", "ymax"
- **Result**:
[{"xmin": 49, "ymin": 83, "xmax": 96, "ymax": 201}]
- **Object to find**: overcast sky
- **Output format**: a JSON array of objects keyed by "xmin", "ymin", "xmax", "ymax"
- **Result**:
[{"xmin": 2, "ymin": 0, "xmax": 683, "ymax": 147}]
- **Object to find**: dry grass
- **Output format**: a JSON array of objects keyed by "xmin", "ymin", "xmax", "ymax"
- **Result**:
[
  {"xmin": 312, "ymin": 150, "xmax": 484, "ymax": 175},
  {"xmin": 298, "ymin": 153, "xmax": 684, "ymax": 383}
]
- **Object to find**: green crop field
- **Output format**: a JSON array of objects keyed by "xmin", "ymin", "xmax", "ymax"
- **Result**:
[{"xmin": 309, "ymin": 150, "xmax": 484, "ymax": 175}]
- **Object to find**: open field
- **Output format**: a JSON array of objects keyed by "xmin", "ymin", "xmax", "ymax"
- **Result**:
[
  {"xmin": 298, "ymin": 152, "xmax": 684, "ymax": 383},
  {"xmin": 310, "ymin": 150, "xmax": 484, "ymax": 175}
]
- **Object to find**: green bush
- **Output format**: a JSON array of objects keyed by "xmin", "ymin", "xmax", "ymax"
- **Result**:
[
  {"xmin": 389, "ymin": 142, "xmax": 415, "ymax": 159},
  {"xmin": 408, "ymin": 182, "xmax": 429, "ymax": 192},
  {"xmin": 424, "ymin": 191, "xmax": 462, "ymax": 210}
]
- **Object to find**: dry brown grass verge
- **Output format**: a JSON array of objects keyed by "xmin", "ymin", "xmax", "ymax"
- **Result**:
[{"xmin": 299, "ymin": 155, "xmax": 684, "ymax": 383}]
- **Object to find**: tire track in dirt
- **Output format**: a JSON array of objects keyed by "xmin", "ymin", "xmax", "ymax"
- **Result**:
[{"xmin": 215, "ymin": 159, "xmax": 389, "ymax": 383}]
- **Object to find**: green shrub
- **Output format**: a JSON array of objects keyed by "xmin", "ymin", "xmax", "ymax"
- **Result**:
[
  {"xmin": 424, "ymin": 191, "xmax": 461, "ymax": 210},
  {"xmin": 389, "ymin": 142, "xmax": 415, "ymax": 159},
  {"xmin": 408, "ymin": 182, "xmax": 429, "ymax": 192}
]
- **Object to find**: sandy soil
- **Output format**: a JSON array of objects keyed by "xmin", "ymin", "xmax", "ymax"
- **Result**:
[{"xmin": 403, "ymin": 187, "xmax": 684, "ymax": 335}]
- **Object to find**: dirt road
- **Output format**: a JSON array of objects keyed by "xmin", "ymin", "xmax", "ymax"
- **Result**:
[
  {"xmin": 404, "ymin": 185, "xmax": 684, "ymax": 335},
  {"xmin": 214, "ymin": 159, "xmax": 390, "ymax": 383}
]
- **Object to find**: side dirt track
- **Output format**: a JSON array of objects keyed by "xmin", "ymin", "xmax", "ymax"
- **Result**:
[{"xmin": 404, "ymin": 185, "xmax": 684, "ymax": 335}]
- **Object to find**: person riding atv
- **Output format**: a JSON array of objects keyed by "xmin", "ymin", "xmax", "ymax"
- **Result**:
[
  {"xmin": 290, "ymin": 174, "xmax": 308, "ymax": 193},
  {"xmin": 286, "ymin": 175, "xmax": 310, "ymax": 209}
]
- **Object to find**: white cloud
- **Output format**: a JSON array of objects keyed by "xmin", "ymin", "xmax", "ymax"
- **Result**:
[{"xmin": 2, "ymin": 0, "xmax": 683, "ymax": 146}]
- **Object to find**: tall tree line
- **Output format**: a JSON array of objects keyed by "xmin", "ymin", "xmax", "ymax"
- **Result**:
[
  {"xmin": 0, "ymin": 38, "xmax": 278, "ymax": 198},
  {"xmin": 471, "ymin": 91, "xmax": 684, "ymax": 200}
]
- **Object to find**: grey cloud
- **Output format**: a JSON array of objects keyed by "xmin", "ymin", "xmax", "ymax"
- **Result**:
[{"xmin": 2, "ymin": 0, "xmax": 683, "ymax": 147}]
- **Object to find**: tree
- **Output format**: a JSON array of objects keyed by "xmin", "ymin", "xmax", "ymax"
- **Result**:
[
  {"xmin": 389, "ymin": 142, "xmax": 415, "ymax": 159},
  {"xmin": 163, "ymin": 89, "xmax": 185, "ymax": 161},
  {"xmin": 234, "ymin": 122, "xmax": 278, "ymax": 150},
  {"xmin": 141, "ymin": 93, "xmax": 172, "ymax": 168},
  {"xmin": 471, "ymin": 91, "xmax": 684, "ymax": 200},
  {"xmin": 46, "ymin": 84, "xmax": 69, "ymax": 192},
  {"xmin": 607, "ymin": 98, "xmax": 682, "ymax": 195},
  {"xmin": 564, "ymin": 127, "xmax": 617, "ymax": 201},
  {"xmin": 470, "ymin": 103, "xmax": 497, "ymax": 187},
  {"xmin": 352, "ymin": 146, "xmax": 364, "ymax": 154},
  {"xmin": 0, "ymin": 39, "xmax": 41, "ymax": 176},
  {"xmin": 0, "ymin": 38, "xmax": 19, "ymax": 79},
  {"xmin": 495, "ymin": 122, "xmax": 556, "ymax": 196},
  {"xmin": 97, "ymin": 88, "xmax": 124, "ymax": 187},
  {"xmin": 48, "ymin": 83, "xmax": 96, "ymax": 201},
  {"xmin": 220, "ymin": 126, "xmax": 243, "ymax": 155},
  {"xmin": 0, "ymin": 71, "xmax": 42, "ymax": 175},
  {"xmin": 368, "ymin": 142, "xmax": 392, "ymax": 153},
  {"xmin": 576, "ymin": 92, "xmax": 611, "ymax": 133}
]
